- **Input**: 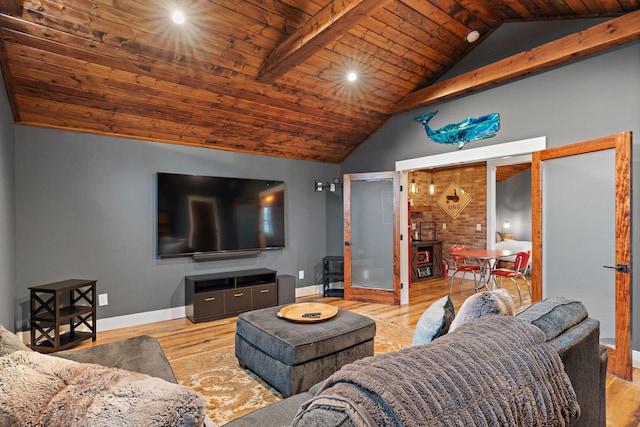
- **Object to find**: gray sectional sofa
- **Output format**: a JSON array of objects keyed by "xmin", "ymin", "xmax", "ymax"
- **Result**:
[
  {"xmin": 0, "ymin": 297, "xmax": 607, "ymax": 426},
  {"xmin": 225, "ymin": 297, "xmax": 607, "ymax": 427}
]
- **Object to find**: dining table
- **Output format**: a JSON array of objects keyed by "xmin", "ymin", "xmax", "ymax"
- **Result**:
[{"xmin": 456, "ymin": 248, "xmax": 513, "ymax": 289}]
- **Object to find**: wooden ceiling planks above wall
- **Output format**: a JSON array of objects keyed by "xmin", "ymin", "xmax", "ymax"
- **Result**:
[
  {"xmin": 393, "ymin": 10, "xmax": 640, "ymax": 113},
  {"xmin": 0, "ymin": 0, "xmax": 638, "ymax": 163},
  {"xmin": 496, "ymin": 163, "xmax": 531, "ymax": 182},
  {"xmin": 258, "ymin": 0, "xmax": 392, "ymax": 83}
]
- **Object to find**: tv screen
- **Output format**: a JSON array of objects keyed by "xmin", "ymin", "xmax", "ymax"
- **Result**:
[{"xmin": 157, "ymin": 173, "xmax": 285, "ymax": 258}]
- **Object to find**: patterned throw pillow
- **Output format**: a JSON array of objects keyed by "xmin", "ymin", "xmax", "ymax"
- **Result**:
[
  {"xmin": 448, "ymin": 288, "xmax": 514, "ymax": 333},
  {"xmin": 411, "ymin": 295, "xmax": 456, "ymax": 346}
]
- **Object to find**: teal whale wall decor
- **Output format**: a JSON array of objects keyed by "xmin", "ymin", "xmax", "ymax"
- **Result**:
[{"xmin": 415, "ymin": 111, "xmax": 500, "ymax": 149}]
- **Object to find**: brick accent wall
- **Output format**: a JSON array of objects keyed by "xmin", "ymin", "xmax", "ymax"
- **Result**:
[{"xmin": 409, "ymin": 164, "xmax": 487, "ymax": 261}]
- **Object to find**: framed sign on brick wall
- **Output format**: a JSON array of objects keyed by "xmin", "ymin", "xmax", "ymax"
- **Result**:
[{"xmin": 437, "ymin": 183, "xmax": 472, "ymax": 219}]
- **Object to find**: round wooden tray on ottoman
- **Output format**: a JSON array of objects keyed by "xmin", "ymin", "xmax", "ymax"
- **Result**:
[
  {"xmin": 235, "ymin": 304, "xmax": 376, "ymax": 397},
  {"xmin": 276, "ymin": 302, "xmax": 338, "ymax": 323}
]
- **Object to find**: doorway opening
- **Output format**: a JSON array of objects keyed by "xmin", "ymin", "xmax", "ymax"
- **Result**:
[{"xmin": 396, "ymin": 137, "xmax": 547, "ymax": 305}]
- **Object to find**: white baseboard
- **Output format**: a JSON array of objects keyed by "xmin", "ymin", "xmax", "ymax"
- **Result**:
[
  {"xmin": 294, "ymin": 284, "xmax": 324, "ymax": 298},
  {"xmin": 98, "ymin": 306, "xmax": 187, "ymax": 332},
  {"xmin": 15, "ymin": 306, "xmax": 187, "ymax": 344},
  {"xmin": 634, "ymin": 350, "xmax": 640, "ymax": 369}
]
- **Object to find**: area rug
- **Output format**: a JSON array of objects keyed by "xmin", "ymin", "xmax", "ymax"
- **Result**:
[{"xmin": 170, "ymin": 317, "xmax": 414, "ymax": 426}]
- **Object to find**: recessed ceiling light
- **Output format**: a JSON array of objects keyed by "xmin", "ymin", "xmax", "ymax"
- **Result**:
[
  {"xmin": 172, "ymin": 11, "xmax": 185, "ymax": 24},
  {"xmin": 347, "ymin": 72, "xmax": 357, "ymax": 82},
  {"xmin": 466, "ymin": 30, "xmax": 480, "ymax": 43}
]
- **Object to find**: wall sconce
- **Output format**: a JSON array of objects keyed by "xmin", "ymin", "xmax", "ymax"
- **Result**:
[
  {"xmin": 410, "ymin": 178, "xmax": 418, "ymax": 194},
  {"xmin": 315, "ymin": 178, "xmax": 342, "ymax": 192},
  {"xmin": 429, "ymin": 172, "xmax": 435, "ymax": 195},
  {"xmin": 503, "ymin": 220, "xmax": 510, "ymax": 233}
]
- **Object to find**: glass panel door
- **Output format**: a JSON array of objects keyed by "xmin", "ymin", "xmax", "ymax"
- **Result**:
[
  {"xmin": 542, "ymin": 150, "xmax": 616, "ymax": 343},
  {"xmin": 350, "ymin": 179, "xmax": 394, "ymax": 290},
  {"xmin": 343, "ymin": 172, "xmax": 400, "ymax": 305},
  {"xmin": 532, "ymin": 132, "xmax": 632, "ymax": 380}
]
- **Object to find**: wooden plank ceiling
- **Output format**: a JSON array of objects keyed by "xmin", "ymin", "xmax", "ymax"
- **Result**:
[
  {"xmin": 496, "ymin": 163, "xmax": 531, "ymax": 182},
  {"xmin": 0, "ymin": 1, "xmax": 638, "ymax": 163}
]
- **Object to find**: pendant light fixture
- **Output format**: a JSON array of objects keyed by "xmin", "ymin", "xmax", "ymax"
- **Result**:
[
  {"xmin": 429, "ymin": 171, "xmax": 435, "ymax": 195},
  {"xmin": 410, "ymin": 178, "xmax": 418, "ymax": 194}
]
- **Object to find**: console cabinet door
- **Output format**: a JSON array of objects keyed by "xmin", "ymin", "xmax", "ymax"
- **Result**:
[
  {"xmin": 193, "ymin": 290, "xmax": 224, "ymax": 320},
  {"xmin": 252, "ymin": 284, "xmax": 277, "ymax": 309},
  {"xmin": 225, "ymin": 289, "xmax": 252, "ymax": 313}
]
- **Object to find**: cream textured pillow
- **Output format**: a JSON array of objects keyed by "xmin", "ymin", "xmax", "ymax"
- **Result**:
[
  {"xmin": 0, "ymin": 325, "xmax": 30, "ymax": 357},
  {"xmin": 448, "ymin": 289, "xmax": 514, "ymax": 333}
]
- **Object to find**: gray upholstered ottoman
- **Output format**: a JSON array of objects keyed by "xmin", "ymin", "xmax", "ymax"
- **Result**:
[{"xmin": 235, "ymin": 305, "xmax": 376, "ymax": 397}]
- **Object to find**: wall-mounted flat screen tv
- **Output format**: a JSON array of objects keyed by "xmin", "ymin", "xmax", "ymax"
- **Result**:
[{"xmin": 157, "ymin": 173, "xmax": 285, "ymax": 258}]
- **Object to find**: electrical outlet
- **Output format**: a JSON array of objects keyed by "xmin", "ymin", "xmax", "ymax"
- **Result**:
[
  {"xmin": 98, "ymin": 293, "xmax": 108, "ymax": 306},
  {"xmin": 298, "ymin": 270, "xmax": 304, "ymax": 280},
  {"xmin": 442, "ymin": 223, "xmax": 447, "ymax": 230},
  {"xmin": 476, "ymin": 224, "xmax": 482, "ymax": 231}
]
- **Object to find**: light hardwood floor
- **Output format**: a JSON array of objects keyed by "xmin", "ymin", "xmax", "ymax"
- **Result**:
[{"xmin": 79, "ymin": 276, "xmax": 639, "ymax": 427}]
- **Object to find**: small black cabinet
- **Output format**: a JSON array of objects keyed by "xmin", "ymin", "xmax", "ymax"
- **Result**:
[
  {"xmin": 29, "ymin": 279, "xmax": 97, "ymax": 353},
  {"xmin": 323, "ymin": 256, "xmax": 344, "ymax": 297},
  {"xmin": 185, "ymin": 269, "xmax": 277, "ymax": 323}
]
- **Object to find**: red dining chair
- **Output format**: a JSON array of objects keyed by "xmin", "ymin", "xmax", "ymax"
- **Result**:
[
  {"xmin": 448, "ymin": 245, "xmax": 481, "ymax": 294},
  {"xmin": 491, "ymin": 251, "xmax": 531, "ymax": 307}
]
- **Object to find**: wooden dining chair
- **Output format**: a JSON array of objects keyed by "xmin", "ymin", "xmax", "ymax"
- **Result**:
[
  {"xmin": 491, "ymin": 250, "xmax": 531, "ymax": 307},
  {"xmin": 448, "ymin": 244, "xmax": 481, "ymax": 294}
]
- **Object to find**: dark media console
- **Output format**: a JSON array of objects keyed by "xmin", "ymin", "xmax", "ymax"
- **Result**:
[{"xmin": 185, "ymin": 268, "xmax": 279, "ymax": 323}]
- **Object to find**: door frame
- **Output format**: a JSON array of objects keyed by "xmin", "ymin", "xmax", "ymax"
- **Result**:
[
  {"xmin": 532, "ymin": 131, "xmax": 632, "ymax": 380},
  {"xmin": 396, "ymin": 137, "xmax": 547, "ymax": 305},
  {"xmin": 343, "ymin": 172, "xmax": 401, "ymax": 305}
]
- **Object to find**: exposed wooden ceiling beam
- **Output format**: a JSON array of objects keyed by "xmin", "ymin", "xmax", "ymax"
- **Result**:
[
  {"xmin": 257, "ymin": 0, "xmax": 390, "ymax": 84},
  {"xmin": 393, "ymin": 10, "xmax": 640, "ymax": 113},
  {"xmin": 0, "ymin": 0, "xmax": 20, "ymax": 16}
]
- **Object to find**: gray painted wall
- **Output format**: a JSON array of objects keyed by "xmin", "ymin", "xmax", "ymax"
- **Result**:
[
  {"xmin": 325, "ymin": 191, "xmax": 344, "ymax": 257},
  {"xmin": 0, "ymin": 70, "xmax": 15, "ymax": 331},
  {"xmin": 13, "ymin": 126, "xmax": 339, "ymax": 330},
  {"xmin": 342, "ymin": 22, "xmax": 640, "ymax": 351}
]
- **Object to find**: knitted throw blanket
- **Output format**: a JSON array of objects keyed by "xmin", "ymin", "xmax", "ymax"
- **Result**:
[
  {"xmin": 298, "ymin": 315, "xmax": 579, "ymax": 427},
  {"xmin": 0, "ymin": 350, "xmax": 205, "ymax": 427}
]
